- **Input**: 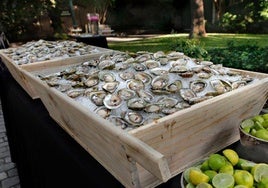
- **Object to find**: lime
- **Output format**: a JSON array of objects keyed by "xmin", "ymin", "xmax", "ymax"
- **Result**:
[
  {"xmin": 241, "ymin": 119, "xmax": 255, "ymax": 129},
  {"xmin": 242, "ymin": 126, "xmax": 251, "ymax": 133},
  {"xmin": 257, "ymin": 177, "xmax": 268, "ymax": 188},
  {"xmin": 234, "ymin": 185, "xmax": 248, "ymax": 188},
  {"xmin": 204, "ymin": 170, "xmax": 217, "ymax": 183},
  {"xmin": 189, "ymin": 169, "xmax": 210, "ymax": 185},
  {"xmin": 234, "ymin": 170, "xmax": 254, "ymax": 188},
  {"xmin": 183, "ymin": 167, "xmax": 201, "ymax": 183},
  {"xmin": 254, "ymin": 129, "xmax": 268, "ymax": 141},
  {"xmin": 262, "ymin": 120, "xmax": 268, "ymax": 128},
  {"xmin": 212, "ymin": 173, "xmax": 235, "ymax": 188},
  {"xmin": 219, "ymin": 161, "xmax": 234, "ymax": 175},
  {"xmin": 252, "ymin": 115, "xmax": 265, "ymax": 124},
  {"xmin": 251, "ymin": 163, "xmax": 268, "ymax": 182},
  {"xmin": 201, "ymin": 160, "xmax": 210, "ymax": 171},
  {"xmin": 262, "ymin": 114, "xmax": 268, "ymax": 120},
  {"xmin": 185, "ymin": 183, "xmax": 195, "ymax": 188},
  {"xmin": 254, "ymin": 121, "xmax": 265, "ymax": 130},
  {"xmin": 196, "ymin": 182, "xmax": 213, "ymax": 188},
  {"xmin": 208, "ymin": 154, "xmax": 226, "ymax": 171},
  {"xmin": 223, "ymin": 149, "xmax": 239, "ymax": 166},
  {"xmin": 236, "ymin": 158, "xmax": 256, "ymax": 171}
]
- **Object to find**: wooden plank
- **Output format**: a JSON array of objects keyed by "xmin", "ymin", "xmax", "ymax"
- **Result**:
[
  {"xmin": 130, "ymin": 76, "xmax": 268, "ymax": 187},
  {"xmin": 21, "ymin": 69, "xmax": 171, "ymax": 187}
]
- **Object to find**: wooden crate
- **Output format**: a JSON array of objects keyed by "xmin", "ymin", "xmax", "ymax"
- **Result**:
[
  {"xmin": 0, "ymin": 47, "xmax": 113, "ymax": 99},
  {"xmin": 20, "ymin": 61, "xmax": 268, "ymax": 187}
]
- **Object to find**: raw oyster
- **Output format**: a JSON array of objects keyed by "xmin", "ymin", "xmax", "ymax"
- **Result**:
[
  {"xmin": 89, "ymin": 91, "xmax": 107, "ymax": 106},
  {"xmin": 144, "ymin": 60, "xmax": 160, "ymax": 69},
  {"xmin": 102, "ymin": 81, "xmax": 119, "ymax": 93},
  {"xmin": 117, "ymin": 88, "xmax": 136, "ymax": 100},
  {"xmin": 190, "ymin": 80, "xmax": 207, "ymax": 93},
  {"xmin": 83, "ymin": 76, "xmax": 99, "ymax": 88},
  {"xmin": 98, "ymin": 71, "xmax": 116, "ymax": 82},
  {"xmin": 94, "ymin": 106, "xmax": 111, "ymax": 119},
  {"xmin": 98, "ymin": 59, "xmax": 115, "ymax": 70},
  {"xmin": 165, "ymin": 80, "xmax": 182, "ymax": 93},
  {"xmin": 119, "ymin": 71, "xmax": 134, "ymax": 80},
  {"xmin": 157, "ymin": 97, "xmax": 178, "ymax": 108},
  {"xmin": 136, "ymin": 90, "xmax": 154, "ymax": 103},
  {"xmin": 134, "ymin": 72, "xmax": 152, "ymax": 86},
  {"xmin": 126, "ymin": 79, "xmax": 145, "ymax": 91},
  {"xmin": 66, "ymin": 88, "xmax": 85, "ymax": 98},
  {"xmin": 179, "ymin": 88, "xmax": 196, "ymax": 102},
  {"xmin": 144, "ymin": 103, "xmax": 162, "ymax": 113},
  {"xmin": 127, "ymin": 98, "xmax": 147, "ymax": 110},
  {"xmin": 151, "ymin": 76, "xmax": 169, "ymax": 90},
  {"xmin": 103, "ymin": 94, "xmax": 123, "ymax": 109},
  {"xmin": 122, "ymin": 111, "xmax": 144, "ymax": 126}
]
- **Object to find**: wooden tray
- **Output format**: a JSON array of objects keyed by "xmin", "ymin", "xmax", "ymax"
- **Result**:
[
  {"xmin": 0, "ymin": 47, "xmax": 113, "ymax": 99},
  {"xmin": 20, "ymin": 61, "xmax": 268, "ymax": 187}
]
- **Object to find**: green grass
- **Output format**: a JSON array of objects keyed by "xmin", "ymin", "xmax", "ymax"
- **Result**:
[{"xmin": 108, "ymin": 33, "xmax": 268, "ymax": 52}]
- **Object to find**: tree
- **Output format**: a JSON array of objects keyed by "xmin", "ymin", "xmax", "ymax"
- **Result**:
[{"xmin": 189, "ymin": 0, "xmax": 207, "ymax": 38}]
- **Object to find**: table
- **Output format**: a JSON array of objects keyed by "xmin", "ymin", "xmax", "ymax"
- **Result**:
[
  {"xmin": 0, "ymin": 60, "xmax": 267, "ymax": 188},
  {"xmin": 70, "ymin": 34, "xmax": 108, "ymax": 48}
]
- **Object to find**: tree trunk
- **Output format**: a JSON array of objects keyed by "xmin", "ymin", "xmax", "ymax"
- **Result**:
[{"xmin": 189, "ymin": 0, "xmax": 207, "ymax": 38}]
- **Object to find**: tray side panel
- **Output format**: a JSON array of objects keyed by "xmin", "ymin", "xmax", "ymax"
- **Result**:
[{"xmin": 131, "ymin": 76, "xmax": 268, "ymax": 187}]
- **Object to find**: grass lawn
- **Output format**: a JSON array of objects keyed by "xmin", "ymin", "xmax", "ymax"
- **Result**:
[{"xmin": 108, "ymin": 33, "xmax": 268, "ymax": 52}]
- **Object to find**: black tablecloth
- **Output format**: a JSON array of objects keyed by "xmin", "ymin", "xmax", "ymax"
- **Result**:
[
  {"xmin": 1, "ymin": 60, "xmax": 266, "ymax": 188},
  {"xmin": 74, "ymin": 35, "xmax": 108, "ymax": 48}
]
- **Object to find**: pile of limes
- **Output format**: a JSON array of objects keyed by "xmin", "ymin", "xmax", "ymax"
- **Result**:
[
  {"xmin": 240, "ymin": 113, "xmax": 268, "ymax": 141},
  {"xmin": 183, "ymin": 149, "xmax": 268, "ymax": 188}
]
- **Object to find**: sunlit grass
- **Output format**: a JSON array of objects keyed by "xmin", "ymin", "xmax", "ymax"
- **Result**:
[{"xmin": 108, "ymin": 33, "xmax": 268, "ymax": 52}]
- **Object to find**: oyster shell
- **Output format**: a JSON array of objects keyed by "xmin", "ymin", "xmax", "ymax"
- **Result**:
[
  {"xmin": 179, "ymin": 88, "xmax": 196, "ymax": 101},
  {"xmin": 190, "ymin": 80, "xmax": 207, "ymax": 93},
  {"xmin": 122, "ymin": 111, "xmax": 144, "ymax": 126},
  {"xmin": 132, "ymin": 62, "xmax": 146, "ymax": 71},
  {"xmin": 89, "ymin": 91, "xmax": 107, "ymax": 106},
  {"xmin": 126, "ymin": 79, "xmax": 145, "ymax": 91},
  {"xmin": 66, "ymin": 88, "xmax": 85, "ymax": 98},
  {"xmin": 98, "ymin": 60, "xmax": 115, "ymax": 70},
  {"xmin": 134, "ymin": 72, "xmax": 152, "ymax": 85},
  {"xmin": 83, "ymin": 76, "xmax": 99, "ymax": 88},
  {"xmin": 165, "ymin": 80, "xmax": 182, "ymax": 93},
  {"xmin": 127, "ymin": 98, "xmax": 147, "ymax": 110},
  {"xmin": 119, "ymin": 71, "xmax": 134, "ymax": 81},
  {"xmin": 94, "ymin": 106, "xmax": 111, "ymax": 119},
  {"xmin": 150, "ymin": 68, "xmax": 169, "ymax": 76},
  {"xmin": 108, "ymin": 116, "xmax": 128, "ymax": 129},
  {"xmin": 117, "ymin": 88, "xmax": 136, "ymax": 100},
  {"xmin": 102, "ymin": 81, "xmax": 119, "ymax": 93},
  {"xmin": 151, "ymin": 76, "xmax": 169, "ymax": 90},
  {"xmin": 136, "ymin": 90, "xmax": 154, "ymax": 103},
  {"xmin": 157, "ymin": 97, "xmax": 178, "ymax": 108},
  {"xmin": 103, "ymin": 94, "xmax": 123, "ymax": 109},
  {"xmin": 144, "ymin": 60, "xmax": 160, "ymax": 69},
  {"xmin": 98, "ymin": 71, "xmax": 116, "ymax": 82},
  {"xmin": 144, "ymin": 103, "xmax": 162, "ymax": 113}
]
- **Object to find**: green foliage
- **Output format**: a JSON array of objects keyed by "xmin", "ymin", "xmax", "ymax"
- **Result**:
[
  {"xmin": 207, "ymin": 42, "xmax": 268, "ymax": 73},
  {"xmin": 172, "ymin": 39, "xmax": 210, "ymax": 60}
]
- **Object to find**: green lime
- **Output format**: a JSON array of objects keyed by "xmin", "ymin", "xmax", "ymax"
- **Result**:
[
  {"xmin": 254, "ymin": 121, "xmax": 265, "ymax": 130},
  {"xmin": 242, "ymin": 126, "xmax": 251, "ymax": 133},
  {"xmin": 189, "ymin": 169, "xmax": 210, "ymax": 185},
  {"xmin": 183, "ymin": 167, "xmax": 201, "ymax": 183},
  {"xmin": 219, "ymin": 161, "xmax": 234, "ymax": 175},
  {"xmin": 185, "ymin": 183, "xmax": 195, "ymax": 188},
  {"xmin": 233, "ymin": 185, "xmax": 248, "ymax": 188},
  {"xmin": 250, "ymin": 128, "xmax": 257, "ymax": 136},
  {"xmin": 262, "ymin": 120, "xmax": 268, "ymax": 128},
  {"xmin": 241, "ymin": 119, "xmax": 255, "ymax": 129},
  {"xmin": 212, "ymin": 173, "xmax": 235, "ymax": 188},
  {"xmin": 251, "ymin": 163, "xmax": 268, "ymax": 182},
  {"xmin": 208, "ymin": 154, "xmax": 226, "ymax": 171},
  {"xmin": 234, "ymin": 170, "xmax": 254, "ymax": 188},
  {"xmin": 262, "ymin": 114, "xmax": 268, "ymax": 120},
  {"xmin": 201, "ymin": 160, "xmax": 210, "ymax": 171},
  {"xmin": 236, "ymin": 158, "xmax": 256, "ymax": 171},
  {"xmin": 252, "ymin": 115, "xmax": 265, "ymax": 124},
  {"xmin": 196, "ymin": 182, "xmax": 213, "ymax": 188},
  {"xmin": 257, "ymin": 177, "xmax": 268, "ymax": 188},
  {"xmin": 204, "ymin": 170, "xmax": 217, "ymax": 183},
  {"xmin": 223, "ymin": 149, "xmax": 239, "ymax": 166},
  {"xmin": 254, "ymin": 129, "xmax": 268, "ymax": 141}
]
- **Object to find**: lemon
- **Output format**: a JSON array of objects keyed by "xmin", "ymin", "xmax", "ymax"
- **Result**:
[
  {"xmin": 223, "ymin": 149, "xmax": 239, "ymax": 166},
  {"xmin": 257, "ymin": 177, "xmax": 268, "ymax": 188},
  {"xmin": 219, "ymin": 161, "xmax": 234, "ymax": 175},
  {"xmin": 208, "ymin": 154, "xmax": 226, "ymax": 171},
  {"xmin": 254, "ymin": 129, "xmax": 268, "ymax": 141},
  {"xmin": 212, "ymin": 173, "xmax": 235, "ymax": 188},
  {"xmin": 196, "ymin": 182, "xmax": 213, "ymax": 188},
  {"xmin": 189, "ymin": 169, "xmax": 210, "ymax": 185},
  {"xmin": 251, "ymin": 163, "xmax": 268, "ymax": 182},
  {"xmin": 183, "ymin": 167, "xmax": 201, "ymax": 183},
  {"xmin": 204, "ymin": 170, "xmax": 217, "ymax": 183},
  {"xmin": 236, "ymin": 158, "xmax": 256, "ymax": 171},
  {"xmin": 234, "ymin": 170, "xmax": 254, "ymax": 188}
]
